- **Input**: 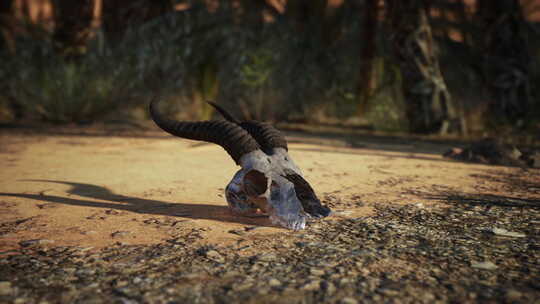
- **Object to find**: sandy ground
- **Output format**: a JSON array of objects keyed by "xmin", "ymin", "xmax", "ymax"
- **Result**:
[{"xmin": 1, "ymin": 127, "xmax": 539, "ymax": 254}]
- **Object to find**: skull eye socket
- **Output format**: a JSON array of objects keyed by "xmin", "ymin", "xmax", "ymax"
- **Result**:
[
  {"xmin": 282, "ymin": 172, "xmax": 316, "ymax": 200},
  {"xmin": 243, "ymin": 169, "xmax": 268, "ymax": 196},
  {"xmin": 282, "ymin": 172, "xmax": 331, "ymax": 217}
]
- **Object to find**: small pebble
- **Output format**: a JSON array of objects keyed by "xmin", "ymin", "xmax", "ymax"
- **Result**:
[
  {"xmin": 471, "ymin": 261, "xmax": 498, "ymax": 270},
  {"xmin": 111, "ymin": 231, "xmax": 130, "ymax": 238},
  {"xmin": 228, "ymin": 229, "xmax": 245, "ymax": 236},
  {"xmin": 302, "ymin": 280, "xmax": 321, "ymax": 291},
  {"xmin": 0, "ymin": 281, "xmax": 13, "ymax": 296},
  {"xmin": 80, "ymin": 230, "xmax": 97, "ymax": 235},
  {"xmin": 257, "ymin": 253, "xmax": 278, "ymax": 262},
  {"xmin": 341, "ymin": 297, "xmax": 358, "ymax": 304},
  {"xmin": 205, "ymin": 250, "xmax": 225, "ymax": 263},
  {"xmin": 268, "ymin": 278, "xmax": 281, "ymax": 287},
  {"xmin": 310, "ymin": 268, "xmax": 325, "ymax": 276},
  {"xmin": 505, "ymin": 289, "xmax": 523, "ymax": 301},
  {"xmin": 489, "ymin": 228, "xmax": 525, "ymax": 238},
  {"xmin": 19, "ymin": 239, "xmax": 54, "ymax": 247}
]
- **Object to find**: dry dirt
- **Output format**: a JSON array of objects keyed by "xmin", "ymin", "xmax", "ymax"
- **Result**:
[
  {"xmin": 0, "ymin": 126, "xmax": 539, "ymax": 303},
  {"xmin": 0, "ymin": 127, "xmax": 538, "ymax": 252}
]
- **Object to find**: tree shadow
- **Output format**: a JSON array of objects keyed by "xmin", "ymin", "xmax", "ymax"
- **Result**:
[
  {"xmin": 2, "ymin": 122, "xmax": 466, "ymax": 156},
  {"xmin": 469, "ymin": 169, "xmax": 540, "ymax": 193},
  {"xmin": 292, "ymin": 147, "xmax": 464, "ymax": 164},
  {"xmin": 425, "ymin": 192, "xmax": 540, "ymax": 209},
  {"xmin": 0, "ymin": 180, "xmax": 275, "ymax": 227},
  {"xmin": 283, "ymin": 128, "xmax": 468, "ymax": 155},
  {"xmin": 0, "ymin": 122, "xmax": 160, "ymax": 138},
  {"xmin": 4, "ymin": 123, "xmax": 534, "ymax": 169}
]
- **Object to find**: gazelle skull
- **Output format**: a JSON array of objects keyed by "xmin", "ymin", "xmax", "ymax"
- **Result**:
[{"xmin": 150, "ymin": 99, "xmax": 331, "ymax": 230}]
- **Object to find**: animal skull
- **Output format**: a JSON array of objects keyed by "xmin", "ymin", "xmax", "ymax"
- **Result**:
[{"xmin": 150, "ymin": 99, "xmax": 331, "ymax": 230}]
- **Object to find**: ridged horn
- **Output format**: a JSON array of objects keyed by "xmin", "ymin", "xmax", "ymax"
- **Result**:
[
  {"xmin": 207, "ymin": 101, "xmax": 288, "ymax": 154},
  {"xmin": 150, "ymin": 98, "xmax": 261, "ymax": 164}
]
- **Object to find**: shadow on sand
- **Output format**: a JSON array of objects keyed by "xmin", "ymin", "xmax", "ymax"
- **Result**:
[
  {"xmin": 425, "ymin": 193, "xmax": 540, "ymax": 208},
  {"xmin": 0, "ymin": 180, "xmax": 275, "ymax": 228}
]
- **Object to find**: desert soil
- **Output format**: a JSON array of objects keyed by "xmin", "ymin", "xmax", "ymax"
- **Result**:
[{"xmin": 0, "ymin": 126, "xmax": 539, "ymax": 303}]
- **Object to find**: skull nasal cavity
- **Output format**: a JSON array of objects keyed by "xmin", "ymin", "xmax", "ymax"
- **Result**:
[{"xmin": 243, "ymin": 170, "xmax": 268, "ymax": 196}]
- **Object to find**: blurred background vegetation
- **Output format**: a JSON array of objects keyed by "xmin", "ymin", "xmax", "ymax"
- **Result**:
[{"xmin": 0, "ymin": 0, "xmax": 539, "ymax": 140}]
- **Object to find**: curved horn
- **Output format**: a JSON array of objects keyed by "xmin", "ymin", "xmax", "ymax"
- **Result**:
[
  {"xmin": 207, "ymin": 101, "xmax": 288, "ymax": 154},
  {"xmin": 207, "ymin": 101, "xmax": 241, "ymax": 124},
  {"xmin": 150, "ymin": 98, "xmax": 260, "ymax": 164}
]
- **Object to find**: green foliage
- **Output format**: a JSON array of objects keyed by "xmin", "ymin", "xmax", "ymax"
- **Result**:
[
  {"xmin": 0, "ymin": 15, "xmax": 186, "ymax": 123},
  {"xmin": 0, "ymin": 2, "xmax": 374, "ymax": 124},
  {"xmin": 240, "ymin": 49, "xmax": 274, "ymax": 88},
  {"xmin": 7, "ymin": 57, "xmax": 129, "ymax": 123},
  {"xmin": 365, "ymin": 59, "xmax": 408, "ymax": 132},
  {"xmin": 1, "ymin": 0, "xmax": 538, "ymax": 138}
]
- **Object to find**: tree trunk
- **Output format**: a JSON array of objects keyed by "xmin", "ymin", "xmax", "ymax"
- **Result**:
[
  {"xmin": 52, "ymin": 0, "xmax": 97, "ymax": 59},
  {"xmin": 284, "ymin": 0, "xmax": 342, "ymax": 47},
  {"xmin": 356, "ymin": 0, "xmax": 380, "ymax": 116},
  {"xmin": 454, "ymin": 0, "xmax": 473, "ymax": 46},
  {"xmin": 386, "ymin": 0, "xmax": 459, "ymax": 134},
  {"xmin": 0, "ymin": 0, "xmax": 23, "ymax": 119},
  {"xmin": 102, "ymin": 0, "xmax": 173, "ymax": 45},
  {"xmin": 476, "ymin": 0, "xmax": 530, "ymax": 125},
  {"xmin": 0, "ymin": 0, "xmax": 15, "ymax": 53}
]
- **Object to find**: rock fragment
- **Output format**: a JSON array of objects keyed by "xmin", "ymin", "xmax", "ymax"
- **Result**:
[
  {"xmin": 489, "ymin": 228, "xmax": 525, "ymax": 238},
  {"xmin": 0, "ymin": 281, "xmax": 13, "ymax": 296},
  {"xmin": 310, "ymin": 268, "xmax": 325, "ymax": 276},
  {"xmin": 302, "ymin": 280, "xmax": 321, "ymax": 291},
  {"xmin": 268, "ymin": 278, "xmax": 281, "ymax": 287},
  {"xmin": 19, "ymin": 239, "xmax": 54, "ymax": 247},
  {"xmin": 205, "ymin": 250, "xmax": 225, "ymax": 263},
  {"xmin": 340, "ymin": 297, "xmax": 358, "ymax": 304},
  {"xmin": 471, "ymin": 261, "xmax": 498, "ymax": 270},
  {"xmin": 111, "ymin": 231, "xmax": 130, "ymax": 238}
]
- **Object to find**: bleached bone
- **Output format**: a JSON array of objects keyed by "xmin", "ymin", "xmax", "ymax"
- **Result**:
[{"xmin": 150, "ymin": 99, "xmax": 331, "ymax": 230}]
